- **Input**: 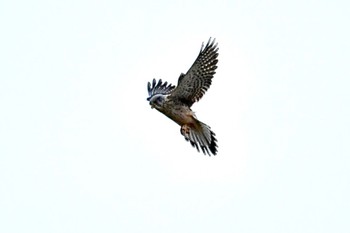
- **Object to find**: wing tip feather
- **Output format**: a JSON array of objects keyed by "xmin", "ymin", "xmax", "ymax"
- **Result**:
[{"xmin": 147, "ymin": 79, "xmax": 175, "ymax": 100}]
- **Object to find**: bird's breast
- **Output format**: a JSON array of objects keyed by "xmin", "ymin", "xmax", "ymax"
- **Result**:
[{"xmin": 159, "ymin": 102, "xmax": 195, "ymax": 126}]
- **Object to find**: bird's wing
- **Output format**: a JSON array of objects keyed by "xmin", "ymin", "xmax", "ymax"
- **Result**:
[
  {"xmin": 170, "ymin": 38, "xmax": 219, "ymax": 106},
  {"xmin": 147, "ymin": 79, "xmax": 175, "ymax": 101}
]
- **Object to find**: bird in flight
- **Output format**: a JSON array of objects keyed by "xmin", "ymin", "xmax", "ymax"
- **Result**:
[{"xmin": 147, "ymin": 38, "xmax": 219, "ymax": 156}]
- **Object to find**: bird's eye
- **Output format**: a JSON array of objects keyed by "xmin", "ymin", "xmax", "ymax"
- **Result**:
[
  {"xmin": 149, "ymin": 95, "xmax": 164, "ymax": 107},
  {"xmin": 155, "ymin": 96, "xmax": 164, "ymax": 104}
]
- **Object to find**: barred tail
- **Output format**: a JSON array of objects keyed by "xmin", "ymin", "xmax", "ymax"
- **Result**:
[{"xmin": 180, "ymin": 120, "xmax": 218, "ymax": 156}]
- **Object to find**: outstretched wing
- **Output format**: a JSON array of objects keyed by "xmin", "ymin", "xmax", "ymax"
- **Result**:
[
  {"xmin": 170, "ymin": 38, "xmax": 219, "ymax": 106},
  {"xmin": 147, "ymin": 79, "xmax": 175, "ymax": 101}
]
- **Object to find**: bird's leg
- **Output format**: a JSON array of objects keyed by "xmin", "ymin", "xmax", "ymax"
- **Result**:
[{"xmin": 180, "ymin": 124, "xmax": 191, "ymax": 138}]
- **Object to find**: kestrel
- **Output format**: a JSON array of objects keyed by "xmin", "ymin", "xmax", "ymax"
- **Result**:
[{"xmin": 147, "ymin": 38, "xmax": 219, "ymax": 156}]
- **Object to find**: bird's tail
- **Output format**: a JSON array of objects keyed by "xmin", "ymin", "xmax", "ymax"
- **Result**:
[{"xmin": 181, "ymin": 120, "xmax": 218, "ymax": 156}]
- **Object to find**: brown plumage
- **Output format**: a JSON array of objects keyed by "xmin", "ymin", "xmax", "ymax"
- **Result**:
[{"xmin": 147, "ymin": 38, "xmax": 219, "ymax": 156}]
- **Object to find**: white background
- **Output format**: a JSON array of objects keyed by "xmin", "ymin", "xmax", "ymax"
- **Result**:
[{"xmin": 1, "ymin": 0, "xmax": 349, "ymax": 232}]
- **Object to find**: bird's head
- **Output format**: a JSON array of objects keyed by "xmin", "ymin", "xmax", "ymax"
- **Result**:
[
  {"xmin": 148, "ymin": 94, "xmax": 166, "ymax": 110},
  {"xmin": 147, "ymin": 79, "xmax": 175, "ymax": 111}
]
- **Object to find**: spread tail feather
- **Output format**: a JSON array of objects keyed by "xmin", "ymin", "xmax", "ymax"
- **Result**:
[{"xmin": 180, "ymin": 120, "xmax": 218, "ymax": 156}]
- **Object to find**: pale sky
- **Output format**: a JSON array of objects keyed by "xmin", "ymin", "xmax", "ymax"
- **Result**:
[{"xmin": 0, "ymin": 0, "xmax": 349, "ymax": 232}]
